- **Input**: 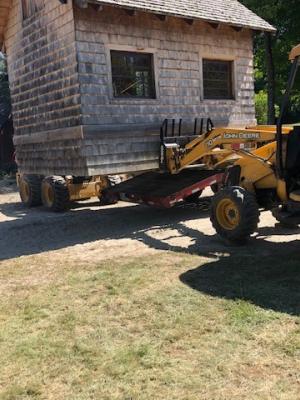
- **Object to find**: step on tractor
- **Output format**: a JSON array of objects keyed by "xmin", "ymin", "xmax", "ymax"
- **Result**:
[{"xmin": 17, "ymin": 44, "xmax": 300, "ymax": 244}]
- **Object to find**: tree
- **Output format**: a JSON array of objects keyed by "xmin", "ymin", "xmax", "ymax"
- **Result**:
[
  {"xmin": 264, "ymin": 32, "xmax": 276, "ymax": 124},
  {"xmin": 241, "ymin": 0, "xmax": 300, "ymax": 123}
]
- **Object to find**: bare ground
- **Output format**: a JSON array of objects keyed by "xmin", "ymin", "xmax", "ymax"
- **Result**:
[{"xmin": 1, "ymin": 180, "xmax": 300, "ymax": 262}]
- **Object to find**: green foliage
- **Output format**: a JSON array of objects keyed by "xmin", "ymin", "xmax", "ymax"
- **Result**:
[
  {"xmin": 255, "ymin": 91, "xmax": 280, "ymax": 124},
  {"xmin": 0, "ymin": 52, "xmax": 7, "ymax": 83},
  {"xmin": 255, "ymin": 91, "xmax": 268, "ymax": 124},
  {"xmin": 0, "ymin": 52, "xmax": 6, "ymax": 71},
  {"xmin": 241, "ymin": 0, "xmax": 300, "ymax": 122},
  {"xmin": 287, "ymin": 94, "xmax": 300, "ymax": 123}
]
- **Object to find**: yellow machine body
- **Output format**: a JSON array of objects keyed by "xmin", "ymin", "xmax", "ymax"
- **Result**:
[
  {"xmin": 66, "ymin": 176, "xmax": 109, "ymax": 201},
  {"xmin": 164, "ymin": 125, "xmax": 294, "ymax": 202},
  {"xmin": 17, "ymin": 173, "xmax": 110, "ymax": 205},
  {"xmin": 165, "ymin": 43, "xmax": 300, "ymax": 242}
]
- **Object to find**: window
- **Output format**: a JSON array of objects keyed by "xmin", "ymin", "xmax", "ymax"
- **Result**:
[
  {"xmin": 111, "ymin": 50, "xmax": 156, "ymax": 99},
  {"xmin": 22, "ymin": 0, "xmax": 44, "ymax": 20},
  {"xmin": 203, "ymin": 59, "xmax": 234, "ymax": 100}
]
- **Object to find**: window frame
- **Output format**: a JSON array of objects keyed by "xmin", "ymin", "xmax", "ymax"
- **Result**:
[
  {"xmin": 201, "ymin": 56, "xmax": 237, "ymax": 101},
  {"xmin": 107, "ymin": 45, "xmax": 159, "ymax": 103}
]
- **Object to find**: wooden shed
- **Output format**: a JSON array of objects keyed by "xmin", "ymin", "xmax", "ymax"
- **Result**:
[{"xmin": 0, "ymin": 0, "xmax": 275, "ymax": 177}]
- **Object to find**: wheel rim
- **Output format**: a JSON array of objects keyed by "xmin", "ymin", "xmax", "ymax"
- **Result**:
[
  {"xmin": 42, "ymin": 182, "xmax": 55, "ymax": 207},
  {"xmin": 20, "ymin": 180, "xmax": 30, "ymax": 203},
  {"xmin": 216, "ymin": 198, "xmax": 240, "ymax": 230}
]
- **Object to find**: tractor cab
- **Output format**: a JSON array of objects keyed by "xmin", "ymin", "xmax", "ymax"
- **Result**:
[{"xmin": 209, "ymin": 43, "xmax": 300, "ymax": 241}]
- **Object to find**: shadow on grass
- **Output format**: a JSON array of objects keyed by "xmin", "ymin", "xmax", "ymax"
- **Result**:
[{"xmin": 180, "ymin": 238, "xmax": 300, "ymax": 315}]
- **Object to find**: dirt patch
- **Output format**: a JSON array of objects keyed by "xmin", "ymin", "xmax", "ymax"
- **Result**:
[{"xmin": 1, "ymin": 183, "xmax": 300, "ymax": 262}]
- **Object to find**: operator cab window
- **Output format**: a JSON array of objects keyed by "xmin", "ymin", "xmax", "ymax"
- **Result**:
[
  {"xmin": 110, "ymin": 50, "xmax": 156, "ymax": 99},
  {"xmin": 203, "ymin": 59, "xmax": 234, "ymax": 100},
  {"xmin": 21, "ymin": 0, "xmax": 44, "ymax": 20}
]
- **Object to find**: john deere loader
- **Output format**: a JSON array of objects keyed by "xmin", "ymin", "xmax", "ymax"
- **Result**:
[{"xmin": 160, "ymin": 44, "xmax": 300, "ymax": 243}]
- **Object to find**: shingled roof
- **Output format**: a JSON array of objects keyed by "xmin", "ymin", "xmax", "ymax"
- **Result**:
[
  {"xmin": 0, "ymin": 0, "xmax": 275, "ymax": 48},
  {"xmin": 89, "ymin": 0, "xmax": 275, "ymax": 32}
]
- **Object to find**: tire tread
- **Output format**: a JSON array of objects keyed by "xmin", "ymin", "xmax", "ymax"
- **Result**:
[
  {"xmin": 42, "ymin": 176, "xmax": 69, "ymax": 212},
  {"xmin": 210, "ymin": 186, "xmax": 260, "ymax": 243},
  {"xmin": 20, "ymin": 174, "xmax": 42, "ymax": 207}
]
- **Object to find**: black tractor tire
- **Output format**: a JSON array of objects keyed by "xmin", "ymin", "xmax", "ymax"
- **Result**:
[
  {"xmin": 211, "ymin": 183, "xmax": 220, "ymax": 194},
  {"xmin": 98, "ymin": 176, "xmax": 119, "ymax": 206},
  {"xmin": 210, "ymin": 186, "xmax": 260, "ymax": 244},
  {"xmin": 98, "ymin": 190, "xmax": 119, "ymax": 206},
  {"xmin": 272, "ymin": 206, "xmax": 299, "ymax": 229},
  {"xmin": 41, "ymin": 176, "xmax": 70, "ymax": 212},
  {"xmin": 184, "ymin": 190, "xmax": 203, "ymax": 203},
  {"xmin": 19, "ymin": 174, "xmax": 42, "ymax": 207}
]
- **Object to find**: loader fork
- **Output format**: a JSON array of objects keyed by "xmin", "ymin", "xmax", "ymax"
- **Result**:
[{"xmin": 159, "ymin": 117, "xmax": 214, "ymax": 170}]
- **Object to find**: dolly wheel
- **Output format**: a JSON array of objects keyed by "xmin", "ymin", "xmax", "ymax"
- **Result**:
[
  {"xmin": 41, "ymin": 176, "xmax": 70, "ymax": 212},
  {"xmin": 184, "ymin": 190, "xmax": 203, "ymax": 203},
  {"xmin": 211, "ymin": 183, "xmax": 220, "ymax": 194},
  {"xmin": 272, "ymin": 206, "xmax": 299, "ymax": 228},
  {"xmin": 98, "ymin": 190, "xmax": 119, "ymax": 206},
  {"xmin": 210, "ymin": 186, "xmax": 259, "ymax": 244},
  {"xmin": 19, "ymin": 175, "xmax": 42, "ymax": 207},
  {"xmin": 98, "ymin": 177, "xmax": 119, "ymax": 205}
]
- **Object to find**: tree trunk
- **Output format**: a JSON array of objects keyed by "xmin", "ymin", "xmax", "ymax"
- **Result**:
[{"xmin": 265, "ymin": 32, "xmax": 276, "ymax": 124}]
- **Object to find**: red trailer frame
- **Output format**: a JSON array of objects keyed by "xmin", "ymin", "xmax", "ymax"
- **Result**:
[{"xmin": 108, "ymin": 170, "xmax": 224, "ymax": 208}]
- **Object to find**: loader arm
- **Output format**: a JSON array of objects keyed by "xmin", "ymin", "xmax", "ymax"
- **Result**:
[{"xmin": 165, "ymin": 126, "xmax": 292, "ymax": 174}]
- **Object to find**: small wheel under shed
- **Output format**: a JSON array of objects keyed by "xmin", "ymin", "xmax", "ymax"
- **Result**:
[
  {"xmin": 184, "ymin": 190, "xmax": 203, "ymax": 203},
  {"xmin": 41, "ymin": 176, "xmax": 70, "ymax": 212},
  {"xmin": 98, "ymin": 176, "xmax": 119, "ymax": 205},
  {"xmin": 210, "ymin": 186, "xmax": 260, "ymax": 244},
  {"xmin": 18, "ymin": 174, "xmax": 43, "ymax": 207},
  {"xmin": 272, "ymin": 204, "xmax": 300, "ymax": 228}
]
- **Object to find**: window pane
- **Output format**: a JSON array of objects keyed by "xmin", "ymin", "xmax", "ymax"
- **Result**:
[
  {"xmin": 111, "ymin": 51, "xmax": 156, "ymax": 99},
  {"xmin": 203, "ymin": 60, "xmax": 234, "ymax": 100}
]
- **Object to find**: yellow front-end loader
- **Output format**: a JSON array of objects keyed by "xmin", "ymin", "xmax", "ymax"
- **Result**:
[{"xmin": 161, "ymin": 44, "xmax": 300, "ymax": 243}]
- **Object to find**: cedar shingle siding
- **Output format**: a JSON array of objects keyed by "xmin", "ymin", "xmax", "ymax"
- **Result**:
[
  {"xmin": 0, "ymin": 0, "xmax": 274, "ymax": 176},
  {"xmin": 21, "ymin": 0, "xmax": 44, "ymax": 20}
]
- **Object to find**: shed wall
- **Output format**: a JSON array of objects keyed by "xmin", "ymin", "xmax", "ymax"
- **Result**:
[
  {"xmin": 5, "ymin": 0, "xmax": 81, "ymax": 136},
  {"xmin": 73, "ymin": 5, "xmax": 256, "ymax": 174},
  {"xmin": 5, "ymin": 2, "xmax": 257, "ymax": 176},
  {"xmin": 5, "ymin": 0, "xmax": 86, "ymax": 175},
  {"xmin": 75, "ymin": 6, "xmax": 256, "ymax": 127}
]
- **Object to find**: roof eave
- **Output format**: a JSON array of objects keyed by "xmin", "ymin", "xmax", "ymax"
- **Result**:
[{"xmin": 84, "ymin": 0, "xmax": 276, "ymax": 33}]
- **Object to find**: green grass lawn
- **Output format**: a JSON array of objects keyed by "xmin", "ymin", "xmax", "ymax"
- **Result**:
[{"xmin": 0, "ymin": 249, "xmax": 299, "ymax": 399}]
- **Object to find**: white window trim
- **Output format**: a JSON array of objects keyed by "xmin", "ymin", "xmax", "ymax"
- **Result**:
[
  {"xmin": 106, "ymin": 44, "xmax": 160, "ymax": 104},
  {"xmin": 199, "ymin": 54, "xmax": 238, "ymax": 102}
]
